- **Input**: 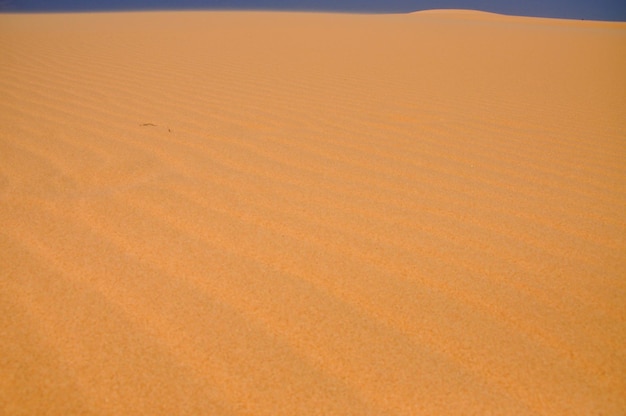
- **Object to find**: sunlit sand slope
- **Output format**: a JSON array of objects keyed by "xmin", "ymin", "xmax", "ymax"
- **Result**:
[{"xmin": 1, "ymin": 10, "xmax": 625, "ymax": 415}]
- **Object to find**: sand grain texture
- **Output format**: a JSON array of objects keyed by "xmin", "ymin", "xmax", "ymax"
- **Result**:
[{"xmin": 1, "ymin": 10, "xmax": 625, "ymax": 415}]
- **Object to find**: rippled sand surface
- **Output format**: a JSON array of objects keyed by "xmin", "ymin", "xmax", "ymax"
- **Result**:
[{"xmin": 1, "ymin": 10, "xmax": 625, "ymax": 415}]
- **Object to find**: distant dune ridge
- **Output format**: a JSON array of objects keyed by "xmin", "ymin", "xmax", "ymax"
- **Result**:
[{"xmin": 1, "ymin": 10, "xmax": 625, "ymax": 415}]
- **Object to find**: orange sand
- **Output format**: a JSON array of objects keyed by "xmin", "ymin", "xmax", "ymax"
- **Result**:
[{"xmin": 1, "ymin": 10, "xmax": 625, "ymax": 415}]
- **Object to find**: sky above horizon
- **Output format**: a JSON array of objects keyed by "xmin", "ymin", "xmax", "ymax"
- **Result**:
[{"xmin": 1, "ymin": 0, "xmax": 625, "ymax": 21}]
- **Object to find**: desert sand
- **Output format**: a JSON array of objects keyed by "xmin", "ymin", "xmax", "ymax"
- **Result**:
[{"xmin": 1, "ymin": 9, "xmax": 625, "ymax": 415}]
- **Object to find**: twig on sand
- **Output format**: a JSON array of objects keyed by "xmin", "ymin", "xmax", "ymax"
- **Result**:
[{"xmin": 140, "ymin": 123, "xmax": 157, "ymax": 127}]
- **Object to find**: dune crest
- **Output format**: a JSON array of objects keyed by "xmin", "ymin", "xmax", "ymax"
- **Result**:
[{"xmin": 1, "ymin": 10, "xmax": 625, "ymax": 415}]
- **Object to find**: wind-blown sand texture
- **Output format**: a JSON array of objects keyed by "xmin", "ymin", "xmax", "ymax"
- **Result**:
[{"xmin": 1, "ymin": 10, "xmax": 625, "ymax": 415}]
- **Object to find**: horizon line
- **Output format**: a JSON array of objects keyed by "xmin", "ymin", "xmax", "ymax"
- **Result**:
[{"xmin": 1, "ymin": 6, "xmax": 626, "ymax": 23}]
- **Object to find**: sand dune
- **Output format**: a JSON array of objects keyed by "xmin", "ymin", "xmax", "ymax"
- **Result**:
[{"xmin": 1, "ymin": 10, "xmax": 625, "ymax": 415}]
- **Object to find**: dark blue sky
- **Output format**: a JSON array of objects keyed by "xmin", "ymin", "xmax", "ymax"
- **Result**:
[{"xmin": 1, "ymin": 0, "xmax": 625, "ymax": 21}]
